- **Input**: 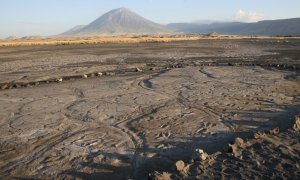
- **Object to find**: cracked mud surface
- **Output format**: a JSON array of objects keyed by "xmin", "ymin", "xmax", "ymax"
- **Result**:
[{"xmin": 0, "ymin": 39, "xmax": 300, "ymax": 179}]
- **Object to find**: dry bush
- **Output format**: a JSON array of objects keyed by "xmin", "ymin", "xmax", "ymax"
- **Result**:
[{"xmin": 0, "ymin": 35, "xmax": 299, "ymax": 47}]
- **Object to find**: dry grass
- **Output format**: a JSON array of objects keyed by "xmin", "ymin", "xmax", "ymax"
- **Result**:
[{"xmin": 1, "ymin": 35, "xmax": 299, "ymax": 47}]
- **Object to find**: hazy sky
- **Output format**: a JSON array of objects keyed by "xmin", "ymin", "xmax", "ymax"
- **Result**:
[{"xmin": 1, "ymin": 0, "xmax": 300, "ymax": 38}]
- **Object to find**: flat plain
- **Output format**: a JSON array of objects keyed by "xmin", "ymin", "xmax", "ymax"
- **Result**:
[{"xmin": 0, "ymin": 38, "xmax": 300, "ymax": 179}]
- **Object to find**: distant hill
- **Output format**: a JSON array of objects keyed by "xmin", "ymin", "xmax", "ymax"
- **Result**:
[
  {"xmin": 168, "ymin": 18, "xmax": 300, "ymax": 36},
  {"xmin": 20, "ymin": 36, "xmax": 44, "ymax": 40},
  {"xmin": 5, "ymin": 36, "xmax": 18, "ymax": 40},
  {"xmin": 62, "ymin": 7, "xmax": 173, "ymax": 36}
]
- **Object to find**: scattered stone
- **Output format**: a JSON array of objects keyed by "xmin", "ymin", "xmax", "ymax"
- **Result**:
[
  {"xmin": 82, "ymin": 74, "xmax": 88, "ymax": 78},
  {"xmin": 226, "ymin": 138, "xmax": 246, "ymax": 157},
  {"xmin": 234, "ymin": 137, "xmax": 245, "ymax": 148},
  {"xmin": 97, "ymin": 72, "xmax": 103, "ymax": 76},
  {"xmin": 56, "ymin": 78, "xmax": 63, "ymax": 83},
  {"xmin": 228, "ymin": 144, "xmax": 240, "ymax": 157},
  {"xmin": 254, "ymin": 132, "xmax": 266, "ymax": 139},
  {"xmin": 269, "ymin": 127, "xmax": 280, "ymax": 135},
  {"xmin": 136, "ymin": 67, "xmax": 143, "ymax": 72},
  {"xmin": 147, "ymin": 152, "xmax": 158, "ymax": 158},
  {"xmin": 256, "ymin": 160, "xmax": 261, "ymax": 166},
  {"xmin": 94, "ymin": 154, "xmax": 105, "ymax": 163},
  {"xmin": 157, "ymin": 144, "xmax": 166, "ymax": 149},
  {"xmin": 106, "ymin": 72, "xmax": 115, "ymax": 76},
  {"xmin": 175, "ymin": 160, "xmax": 185, "ymax": 171},
  {"xmin": 175, "ymin": 160, "xmax": 191, "ymax": 176},
  {"xmin": 294, "ymin": 116, "xmax": 300, "ymax": 131},
  {"xmin": 149, "ymin": 171, "xmax": 172, "ymax": 180},
  {"xmin": 196, "ymin": 149, "xmax": 209, "ymax": 161}
]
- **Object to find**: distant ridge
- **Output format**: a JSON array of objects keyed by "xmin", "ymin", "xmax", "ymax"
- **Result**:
[
  {"xmin": 62, "ymin": 7, "xmax": 173, "ymax": 36},
  {"xmin": 5, "ymin": 36, "xmax": 18, "ymax": 40},
  {"xmin": 168, "ymin": 18, "xmax": 300, "ymax": 36}
]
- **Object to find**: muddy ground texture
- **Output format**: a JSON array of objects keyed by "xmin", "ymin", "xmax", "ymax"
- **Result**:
[{"xmin": 0, "ymin": 39, "xmax": 300, "ymax": 179}]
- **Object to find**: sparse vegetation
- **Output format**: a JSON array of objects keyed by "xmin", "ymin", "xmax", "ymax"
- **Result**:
[{"xmin": 1, "ymin": 35, "xmax": 299, "ymax": 47}]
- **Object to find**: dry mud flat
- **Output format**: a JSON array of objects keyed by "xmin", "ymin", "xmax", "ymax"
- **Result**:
[{"xmin": 0, "ymin": 39, "xmax": 300, "ymax": 179}]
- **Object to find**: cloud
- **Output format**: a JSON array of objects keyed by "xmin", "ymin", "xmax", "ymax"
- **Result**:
[{"xmin": 233, "ymin": 9, "xmax": 264, "ymax": 22}]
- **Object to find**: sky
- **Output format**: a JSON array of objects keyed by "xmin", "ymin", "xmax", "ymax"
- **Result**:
[{"xmin": 0, "ymin": 0, "xmax": 300, "ymax": 38}]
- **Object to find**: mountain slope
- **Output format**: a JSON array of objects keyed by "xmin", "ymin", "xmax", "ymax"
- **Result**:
[
  {"xmin": 168, "ymin": 18, "xmax": 300, "ymax": 36},
  {"xmin": 61, "ymin": 25, "xmax": 86, "ymax": 36},
  {"xmin": 63, "ymin": 7, "xmax": 173, "ymax": 36}
]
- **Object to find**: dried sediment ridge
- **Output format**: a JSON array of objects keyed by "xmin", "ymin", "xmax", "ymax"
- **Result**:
[
  {"xmin": 151, "ymin": 117, "xmax": 300, "ymax": 179},
  {"xmin": 0, "ymin": 62, "xmax": 299, "ymax": 91}
]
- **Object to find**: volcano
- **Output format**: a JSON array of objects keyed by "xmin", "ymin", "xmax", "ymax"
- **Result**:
[{"xmin": 62, "ymin": 7, "xmax": 173, "ymax": 36}]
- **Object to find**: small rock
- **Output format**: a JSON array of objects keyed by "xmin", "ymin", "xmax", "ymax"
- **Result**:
[
  {"xmin": 56, "ymin": 78, "xmax": 63, "ymax": 83},
  {"xmin": 97, "ymin": 72, "xmax": 103, "ymax": 76},
  {"xmin": 196, "ymin": 149, "xmax": 209, "ymax": 161},
  {"xmin": 149, "ymin": 171, "xmax": 172, "ymax": 180},
  {"xmin": 94, "ymin": 154, "xmax": 105, "ymax": 163},
  {"xmin": 82, "ymin": 74, "xmax": 88, "ymax": 78},
  {"xmin": 228, "ymin": 144, "xmax": 240, "ymax": 157},
  {"xmin": 293, "ymin": 116, "xmax": 300, "ymax": 131},
  {"xmin": 234, "ymin": 137, "xmax": 244, "ymax": 147},
  {"xmin": 136, "ymin": 67, "xmax": 142, "ymax": 72},
  {"xmin": 254, "ymin": 132, "xmax": 266, "ymax": 139},
  {"xmin": 269, "ymin": 127, "xmax": 280, "ymax": 135},
  {"xmin": 175, "ymin": 160, "xmax": 185, "ymax": 171},
  {"xmin": 256, "ymin": 160, "xmax": 261, "ymax": 166},
  {"xmin": 147, "ymin": 152, "xmax": 158, "ymax": 158},
  {"xmin": 157, "ymin": 144, "xmax": 166, "ymax": 149}
]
